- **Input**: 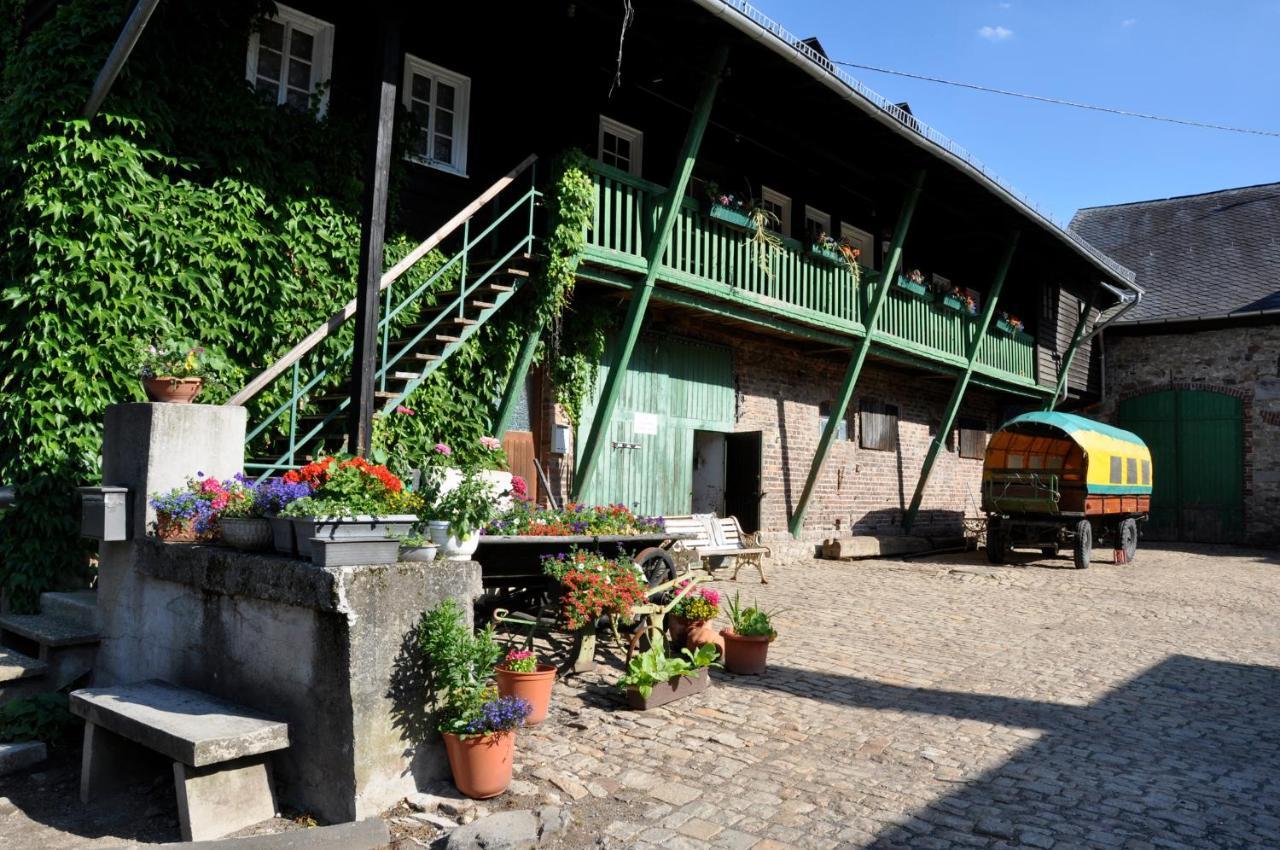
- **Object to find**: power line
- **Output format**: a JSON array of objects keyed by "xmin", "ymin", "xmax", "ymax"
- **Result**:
[{"xmin": 831, "ymin": 59, "xmax": 1280, "ymax": 138}]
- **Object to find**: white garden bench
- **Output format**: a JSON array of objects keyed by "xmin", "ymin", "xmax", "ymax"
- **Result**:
[
  {"xmin": 71, "ymin": 680, "xmax": 289, "ymax": 842},
  {"xmin": 665, "ymin": 513, "xmax": 771, "ymax": 584}
]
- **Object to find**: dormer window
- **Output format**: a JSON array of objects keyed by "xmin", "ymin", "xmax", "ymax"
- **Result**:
[{"xmin": 246, "ymin": 4, "xmax": 335, "ymax": 115}]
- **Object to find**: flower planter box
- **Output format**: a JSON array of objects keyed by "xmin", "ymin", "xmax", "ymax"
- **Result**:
[
  {"xmin": 939, "ymin": 295, "xmax": 965, "ymax": 312},
  {"xmin": 994, "ymin": 319, "xmax": 1023, "ymax": 336},
  {"xmin": 624, "ymin": 667, "xmax": 711, "ymax": 710},
  {"xmin": 292, "ymin": 514, "xmax": 417, "ymax": 558},
  {"xmin": 707, "ymin": 203, "xmax": 752, "ymax": 230},
  {"xmin": 220, "ymin": 517, "xmax": 272, "ymax": 552},
  {"xmin": 308, "ymin": 537, "xmax": 401, "ymax": 567},
  {"xmin": 894, "ymin": 276, "xmax": 932, "ymax": 301},
  {"xmin": 808, "ymin": 245, "xmax": 843, "ymax": 265},
  {"xmin": 268, "ymin": 515, "xmax": 296, "ymax": 556}
]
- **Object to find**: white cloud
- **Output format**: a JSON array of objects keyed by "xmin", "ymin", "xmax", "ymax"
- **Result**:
[
  {"xmin": 1121, "ymin": 18, "xmax": 1137, "ymax": 27},
  {"xmin": 978, "ymin": 25, "xmax": 1014, "ymax": 41}
]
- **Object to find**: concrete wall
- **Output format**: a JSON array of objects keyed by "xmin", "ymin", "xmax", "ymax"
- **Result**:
[{"xmin": 1094, "ymin": 322, "xmax": 1280, "ymax": 547}]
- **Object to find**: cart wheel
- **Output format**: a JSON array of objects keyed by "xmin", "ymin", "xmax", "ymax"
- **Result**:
[
  {"xmin": 634, "ymin": 547, "xmax": 676, "ymax": 589},
  {"xmin": 1072, "ymin": 519, "xmax": 1092, "ymax": 570},
  {"xmin": 1120, "ymin": 518, "xmax": 1138, "ymax": 564},
  {"xmin": 986, "ymin": 519, "xmax": 1007, "ymax": 564}
]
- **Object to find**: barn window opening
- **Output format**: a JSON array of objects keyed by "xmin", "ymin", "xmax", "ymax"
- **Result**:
[
  {"xmin": 858, "ymin": 398, "xmax": 898, "ymax": 451},
  {"xmin": 957, "ymin": 417, "xmax": 987, "ymax": 459}
]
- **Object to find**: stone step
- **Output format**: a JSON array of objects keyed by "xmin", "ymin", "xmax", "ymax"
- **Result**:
[
  {"xmin": 0, "ymin": 613, "xmax": 100, "ymax": 648},
  {"xmin": 39, "ymin": 590, "xmax": 99, "ymax": 631},
  {"xmin": 0, "ymin": 646, "xmax": 47, "ymax": 684}
]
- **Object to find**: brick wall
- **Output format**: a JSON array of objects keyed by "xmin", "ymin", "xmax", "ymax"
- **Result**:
[{"xmin": 1092, "ymin": 323, "xmax": 1280, "ymax": 547}]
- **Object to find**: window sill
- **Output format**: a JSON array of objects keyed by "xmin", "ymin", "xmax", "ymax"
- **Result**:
[{"xmin": 404, "ymin": 156, "xmax": 469, "ymax": 178}]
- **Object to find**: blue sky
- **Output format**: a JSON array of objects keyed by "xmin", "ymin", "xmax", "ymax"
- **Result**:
[{"xmin": 753, "ymin": 0, "xmax": 1280, "ymax": 222}]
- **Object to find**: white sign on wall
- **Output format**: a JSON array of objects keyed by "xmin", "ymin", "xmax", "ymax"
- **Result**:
[{"xmin": 633, "ymin": 412, "xmax": 658, "ymax": 435}]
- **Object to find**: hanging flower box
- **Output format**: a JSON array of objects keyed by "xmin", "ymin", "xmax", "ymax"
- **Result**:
[
  {"xmin": 894, "ymin": 275, "xmax": 932, "ymax": 301},
  {"xmin": 808, "ymin": 244, "xmax": 842, "ymax": 265},
  {"xmin": 994, "ymin": 313, "xmax": 1027, "ymax": 337},
  {"xmin": 707, "ymin": 203, "xmax": 753, "ymax": 230},
  {"xmin": 940, "ymin": 294, "xmax": 965, "ymax": 312}
]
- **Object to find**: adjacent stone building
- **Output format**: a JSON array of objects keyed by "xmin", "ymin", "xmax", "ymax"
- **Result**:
[{"xmin": 1071, "ymin": 183, "xmax": 1280, "ymax": 546}]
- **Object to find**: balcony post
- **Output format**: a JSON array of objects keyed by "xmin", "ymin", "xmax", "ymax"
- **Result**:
[
  {"xmin": 788, "ymin": 170, "xmax": 926, "ymax": 538},
  {"xmin": 492, "ymin": 326, "xmax": 542, "ymax": 438},
  {"xmin": 571, "ymin": 45, "xmax": 730, "ymax": 500},
  {"xmin": 902, "ymin": 232, "xmax": 1020, "ymax": 533},
  {"xmin": 1045, "ymin": 284, "xmax": 1098, "ymax": 411}
]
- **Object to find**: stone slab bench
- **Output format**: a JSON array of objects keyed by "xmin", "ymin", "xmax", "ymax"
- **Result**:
[{"xmin": 71, "ymin": 680, "xmax": 290, "ymax": 842}]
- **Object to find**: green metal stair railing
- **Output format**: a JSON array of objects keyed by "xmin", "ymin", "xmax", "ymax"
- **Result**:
[{"xmin": 230, "ymin": 155, "xmax": 540, "ymax": 479}]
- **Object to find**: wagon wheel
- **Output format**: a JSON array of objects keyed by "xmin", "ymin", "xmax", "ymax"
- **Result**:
[
  {"xmin": 1119, "ymin": 518, "xmax": 1138, "ymax": 564},
  {"xmin": 634, "ymin": 547, "xmax": 677, "ymax": 590},
  {"xmin": 1072, "ymin": 519, "xmax": 1092, "ymax": 570},
  {"xmin": 985, "ymin": 518, "xmax": 1007, "ymax": 565}
]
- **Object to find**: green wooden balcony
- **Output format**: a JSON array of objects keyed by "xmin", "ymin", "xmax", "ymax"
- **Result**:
[{"xmin": 580, "ymin": 162, "xmax": 1039, "ymax": 389}]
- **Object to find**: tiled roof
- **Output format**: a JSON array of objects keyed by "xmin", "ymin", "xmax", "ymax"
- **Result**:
[{"xmin": 1069, "ymin": 183, "xmax": 1280, "ymax": 323}]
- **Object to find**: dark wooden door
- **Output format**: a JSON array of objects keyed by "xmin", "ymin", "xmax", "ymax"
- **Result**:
[{"xmin": 724, "ymin": 431, "xmax": 764, "ymax": 533}]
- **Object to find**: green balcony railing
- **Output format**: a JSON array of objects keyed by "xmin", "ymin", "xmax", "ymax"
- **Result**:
[{"xmin": 582, "ymin": 161, "xmax": 1037, "ymax": 385}]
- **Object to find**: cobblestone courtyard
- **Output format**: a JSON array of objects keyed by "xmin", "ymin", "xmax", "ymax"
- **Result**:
[{"xmin": 521, "ymin": 545, "xmax": 1280, "ymax": 850}]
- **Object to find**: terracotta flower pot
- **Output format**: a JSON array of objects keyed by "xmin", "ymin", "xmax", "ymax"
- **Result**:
[
  {"xmin": 496, "ymin": 663, "xmax": 556, "ymax": 725},
  {"xmin": 720, "ymin": 628, "xmax": 772, "ymax": 675},
  {"xmin": 685, "ymin": 620, "xmax": 725, "ymax": 658},
  {"xmin": 442, "ymin": 731, "xmax": 515, "ymax": 799},
  {"xmin": 143, "ymin": 376, "xmax": 203, "ymax": 404}
]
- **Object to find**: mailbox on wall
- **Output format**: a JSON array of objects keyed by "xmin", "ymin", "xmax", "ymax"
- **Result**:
[{"xmin": 79, "ymin": 486, "xmax": 129, "ymax": 542}]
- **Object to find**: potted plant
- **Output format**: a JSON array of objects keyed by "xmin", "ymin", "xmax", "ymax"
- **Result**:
[
  {"xmin": 433, "ymin": 471, "xmax": 500, "ymax": 560},
  {"xmin": 278, "ymin": 456, "xmax": 421, "ymax": 560},
  {"xmin": 398, "ymin": 531, "xmax": 438, "ymax": 563},
  {"xmin": 495, "ymin": 648, "xmax": 556, "ymax": 726},
  {"xmin": 705, "ymin": 182, "xmax": 754, "ymax": 230},
  {"xmin": 253, "ymin": 476, "xmax": 314, "ymax": 555},
  {"xmin": 137, "ymin": 338, "xmax": 229, "ymax": 404},
  {"xmin": 720, "ymin": 592, "xmax": 779, "ymax": 675},
  {"xmin": 895, "ymin": 269, "xmax": 932, "ymax": 301},
  {"xmin": 666, "ymin": 580, "xmax": 722, "ymax": 653},
  {"xmin": 541, "ymin": 550, "xmax": 649, "ymax": 632},
  {"xmin": 419, "ymin": 600, "xmax": 531, "ymax": 799},
  {"xmin": 147, "ymin": 475, "xmax": 228, "ymax": 542},
  {"xmin": 218, "ymin": 476, "xmax": 272, "ymax": 551},
  {"xmin": 940, "ymin": 285, "xmax": 979, "ymax": 315},
  {"xmin": 995, "ymin": 311, "xmax": 1026, "ymax": 335},
  {"xmin": 618, "ymin": 638, "xmax": 720, "ymax": 710}
]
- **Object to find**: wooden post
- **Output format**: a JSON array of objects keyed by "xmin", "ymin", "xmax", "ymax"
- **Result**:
[
  {"xmin": 788, "ymin": 170, "xmax": 926, "ymax": 538},
  {"xmin": 492, "ymin": 326, "xmax": 542, "ymax": 438},
  {"xmin": 570, "ymin": 46, "xmax": 730, "ymax": 499},
  {"xmin": 902, "ymin": 233, "xmax": 1020, "ymax": 533},
  {"xmin": 347, "ymin": 15, "xmax": 401, "ymax": 456},
  {"xmin": 1046, "ymin": 284, "xmax": 1098, "ymax": 411}
]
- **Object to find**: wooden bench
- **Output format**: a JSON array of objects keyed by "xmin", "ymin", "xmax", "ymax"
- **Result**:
[
  {"xmin": 70, "ymin": 680, "xmax": 289, "ymax": 842},
  {"xmin": 666, "ymin": 513, "xmax": 771, "ymax": 584}
]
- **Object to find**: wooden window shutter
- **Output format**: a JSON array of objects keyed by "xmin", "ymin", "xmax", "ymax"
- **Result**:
[
  {"xmin": 859, "ymin": 398, "xmax": 898, "ymax": 451},
  {"xmin": 957, "ymin": 417, "xmax": 988, "ymax": 459}
]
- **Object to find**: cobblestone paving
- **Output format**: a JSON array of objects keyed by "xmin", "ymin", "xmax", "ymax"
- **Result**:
[{"xmin": 515, "ymin": 545, "xmax": 1280, "ymax": 850}]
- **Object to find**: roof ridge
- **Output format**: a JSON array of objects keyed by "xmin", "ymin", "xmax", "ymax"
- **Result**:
[{"xmin": 1075, "ymin": 181, "xmax": 1280, "ymax": 215}]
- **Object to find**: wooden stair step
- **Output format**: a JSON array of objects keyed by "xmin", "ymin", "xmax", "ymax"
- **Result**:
[
  {"xmin": 0, "ymin": 647, "xmax": 48, "ymax": 684},
  {"xmin": 318, "ymin": 391, "xmax": 396, "ymax": 404},
  {"xmin": 387, "ymin": 371, "xmax": 423, "ymax": 381},
  {"xmin": 468, "ymin": 300, "xmax": 497, "ymax": 309},
  {"xmin": 0, "ymin": 613, "xmax": 99, "ymax": 648}
]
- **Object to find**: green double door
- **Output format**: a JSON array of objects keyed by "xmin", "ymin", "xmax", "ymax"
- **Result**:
[
  {"xmin": 577, "ymin": 334, "xmax": 735, "ymax": 518},
  {"xmin": 1118, "ymin": 389, "xmax": 1243, "ymax": 543}
]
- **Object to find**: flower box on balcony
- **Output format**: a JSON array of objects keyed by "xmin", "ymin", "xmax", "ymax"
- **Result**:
[
  {"xmin": 994, "ymin": 319, "xmax": 1024, "ymax": 336},
  {"xmin": 894, "ymin": 275, "xmax": 932, "ymax": 301},
  {"xmin": 939, "ymin": 294, "xmax": 965, "ymax": 312},
  {"xmin": 808, "ymin": 244, "xmax": 843, "ymax": 265},
  {"xmin": 708, "ymin": 203, "xmax": 753, "ymax": 230}
]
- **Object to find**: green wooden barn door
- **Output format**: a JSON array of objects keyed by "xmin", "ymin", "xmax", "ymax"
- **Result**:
[
  {"xmin": 1118, "ymin": 389, "xmax": 1243, "ymax": 543},
  {"xmin": 577, "ymin": 334, "xmax": 733, "ymax": 516}
]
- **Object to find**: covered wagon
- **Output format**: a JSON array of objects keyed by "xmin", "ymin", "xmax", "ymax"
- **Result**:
[{"xmin": 981, "ymin": 411, "xmax": 1152, "ymax": 569}]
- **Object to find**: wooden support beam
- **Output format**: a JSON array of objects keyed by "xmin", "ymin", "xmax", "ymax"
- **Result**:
[
  {"xmin": 788, "ymin": 170, "xmax": 926, "ymax": 538},
  {"xmin": 347, "ymin": 15, "xmax": 401, "ymax": 457},
  {"xmin": 83, "ymin": 0, "xmax": 161, "ymax": 120},
  {"xmin": 570, "ymin": 45, "xmax": 730, "ymax": 499},
  {"xmin": 1046, "ymin": 284, "xmax": 1098, "ymax": 411},
  {"xmin": 492, "ymin": 326, "xmax": 542, "ymax": 438},
  {"xmin": 902, "ymin": 232, "xmax": 1020, "ymax": 533}
]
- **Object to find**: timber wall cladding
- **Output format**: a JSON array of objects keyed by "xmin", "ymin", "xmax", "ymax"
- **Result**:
[
  {"xmin": 661, "ymin": 317, "xmax": 1004, "ymax": 541},
  {"xmin": 1097, "ymin": 322, "xmax": 1280, "ymax": 547}
]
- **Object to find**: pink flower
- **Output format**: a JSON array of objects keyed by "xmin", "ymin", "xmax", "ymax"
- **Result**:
[
  {"xmin": 480, "ymin": 436, "xmax": 501, "ymax": 451},
  {"xmin": 701, "ymin": 587, "xmax": 721, "ymax": 607},
  {"xmin": 396, "ymin": 405, "xmax": 414, "ymax": 416},
  {"xmin": 434, "ymin": 443, "xmax": 452, "ymax": 456},
  {"xmin": 199, "ymin": 478, "xmax": 225, "ymax": 494},
  {"xmin": 510, "ymin": 475, "xmax": 528, "ymax": 500},
  {"xmin": 211, "ymin": 494, "xmax": 229, "ymax": 511}
]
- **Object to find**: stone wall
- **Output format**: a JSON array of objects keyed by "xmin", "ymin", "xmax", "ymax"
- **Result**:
[{"xmin": 1093, "ymin": 322, "xmax": 1280, "ymax": 547}]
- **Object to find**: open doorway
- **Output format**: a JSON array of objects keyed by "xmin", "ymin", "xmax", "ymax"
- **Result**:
[
  {"xmin": 725, "ymin": 431, "xmax": 763, "ymax": 532},
  {"xmin": 692, "ymin": 430, "xmax": 727, "ymax": 515}
]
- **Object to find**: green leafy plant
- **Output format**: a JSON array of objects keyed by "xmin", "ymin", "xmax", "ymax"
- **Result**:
[
  {"xmin": 0, "ymin": 692, "xmax": 77, "ymax": 746},
  {"xmin": 435, "ymin": 471, "xmax": 500, "ymax": 537},
  {"xmin": 617, "ymin": 637, "xmax": 720, "ymax": 698},
  {"xmin": 137, "ymin": 337, "xmax": 232, "ymax": 386},
  {"xmin": 725, "ymin": 592, "xmax": 780, "ymax": 638},
  {"xmin": 416, "ymin": 599, "xmax": 504, "ymax": 735}
]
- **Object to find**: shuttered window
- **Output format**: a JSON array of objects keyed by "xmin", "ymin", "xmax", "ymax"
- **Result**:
[
  {"xmin": 957, "ymin": 417, "xmax": 987, "ymax": 459},
  {"xmin": 818, "ymin": 400, "xmax": 849, "ymax": 441},
  {"xmin": 859, "ymin": 398, "xmax": 898, "ymax": 451}
]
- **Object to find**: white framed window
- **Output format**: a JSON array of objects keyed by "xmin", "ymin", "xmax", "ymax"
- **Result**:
[
  {"xmin": 402, "ymin": 55, "xmax": 471, "ymax": 176},
  {"xmin": 246, "ymin": 4, "xmax": 334, "ymax": 115},
  {"xmin": 598, "ymin": 117, "xmax": 644, "ymax": 176},
  {"xmin": 804, "ymin": 205, "xmax": 831, "ymax": 242},
  {"xmin": 840, "ymin": 223, "xmax": 876, "ymax": 269},
  {"xmin": 761, "ymin": 186, "xmax": 791, "ymax": 237}
]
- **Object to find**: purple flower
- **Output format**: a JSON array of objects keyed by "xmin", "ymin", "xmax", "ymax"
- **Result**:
[
  {"xmin": 463, "ymin": 696, "xmax": 532, "ymax": 736},
  {"xmin": 254, "ymin": 477, "xmax": 313, "ymax": 513}
]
